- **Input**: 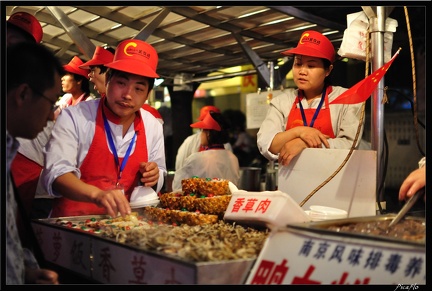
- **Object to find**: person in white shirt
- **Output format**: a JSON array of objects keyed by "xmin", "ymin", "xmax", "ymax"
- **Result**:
[
  {"xmin": 42, "ymin": 39, "xmax": 166, "ymax": 218},
  {"xmin": 257, "ymin": 30, "xmax": 367, "ymax": 166},
  {"xmin": 172, "ymin": 111, "xmax": 240, "ymax": 191},
  {"xmin": 175, "ymin": 105, "xmax": 232, "ymax": 170}
]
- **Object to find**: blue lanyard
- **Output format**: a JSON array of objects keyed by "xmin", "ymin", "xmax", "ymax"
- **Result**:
[
  {"xmin": 298, "ymin": 87, "xmax": 326, "ymax": 128},
  {"xmin": 102, "ymin": 109, "xmax": 137, "ymax": 184}
]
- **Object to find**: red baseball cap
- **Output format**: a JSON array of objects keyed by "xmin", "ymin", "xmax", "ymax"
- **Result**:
[
  {"xmin": 7, "ymin": 12, "xmax": 43, "ymax": 43},
  {"xmin": 79, "ymin": 46, "xmax": 114, "ymax": 69},
  {"xmin": 105, "ymin": 39, "xmax": 159, "ymax": 78},
  {"xmin": 63, "ymin": 56, "xmax": 91, "ymax": 78},
  {"xmin": 197, "ymin": 105, "xmax": 220, "ymax": 121},
  {"xmin": 282, "ymin": 30, "xmax": 335, "ymax": 63},
  {"xmin": 191, "ymin": 112, "xmax": 221, "ymax": 131}
]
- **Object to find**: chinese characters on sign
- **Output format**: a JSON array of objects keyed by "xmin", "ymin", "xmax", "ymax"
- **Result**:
[{"xmin": 248, "ymin": 234, "xmax": 425, "ymax": 284}]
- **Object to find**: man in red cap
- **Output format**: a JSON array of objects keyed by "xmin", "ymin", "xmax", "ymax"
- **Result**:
[
  {"xmin": 55, "ymin": 56, "xmax": 95, "ymax": 118},
  {"xmin": 175, "ymin": 105, "xmax": 232, "ymax": 170},
  {"xmin": 172, "ymin": 111, "xmax": 240, "ymax": 191},
  {"xmin": 79, "ymin": 46, "xmax": 115, "ymax": 97},
  {"xmin": 257, "ymin": 30, "xmax": 368, "ymax": 166},
  {"xmin": 7, "ymin": 11, "xmax": 43, "ymax": 46},
  {"xmin": 80, "ymin": 46, "xmax": 163, "ymax": 122},
  {"xmin": 42, "ymin": 39, "xmax": 166, "ymax": 218}
]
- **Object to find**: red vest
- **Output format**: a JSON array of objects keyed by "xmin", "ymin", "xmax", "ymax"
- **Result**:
[{"xmin": 286, "ymin": 86, "xmax": 336, "ymax": 138}]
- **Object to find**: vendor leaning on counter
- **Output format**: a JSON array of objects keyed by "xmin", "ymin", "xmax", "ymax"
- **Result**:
[
  {"xmin": 257, "ymin": 30, "xmax": 367, "ymax": 166},
  {"xmin": 42, "ymin": 39, "xmax": 167, "ymax": 218}
]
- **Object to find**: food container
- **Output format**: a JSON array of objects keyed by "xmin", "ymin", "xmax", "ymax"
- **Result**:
[
  {"xmin": 32, "ymin": 216, "xmax": 257, "ymax": 284},
  {"xmin": 246, "ymin": 214, "xmax": 425, "ymax": 284},
  {"xmin": 239, "ymin": 167, "xmax": 262, "ymax": 191},
  {"xmin": 305, "ymin": 205, "xmax": 348, "ymax": 221},
  {"xmin": 129, "ymin": 186, "xmax": 159, "ymax": 208}
]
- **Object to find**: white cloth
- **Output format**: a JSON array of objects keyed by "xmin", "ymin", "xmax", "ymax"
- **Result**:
[
  {"xmin": 418, "ymin": 157, "xmax": 426, "ymax": 168},
  {"xmin": 175, "ymin": 131, "xmax": 233, "ymax": 170},
  {"xmin": 172, "ymin": 149, "xmax": 240, "ymax": 192},
  {"xmin": 257, "ymin": 86, "xmax": 367, "ymax": 161},
  {"xmin": 42, "ymin": 99, "xmax": 166, "ymax": 197},
  {"xmin": 56, "ymin": 92, "xmax": 96, "ymax": 110}
]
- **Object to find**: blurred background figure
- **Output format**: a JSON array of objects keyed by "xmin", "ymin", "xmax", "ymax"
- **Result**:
[
  {"xmin": 158, "ymin": 104, "xmax": 174, "ymax": 169},
  {"xmin": 175, "ymin": 105, "xmax": 232, "ymax": 171},
  {"xmin": 55, "ymin": 56, "xmax": 95, "ymax": 118},
  {"xmin": 172, "ymin": 111, "xmax": 240, "ymax": 191},
  {"xmin": 223, "ymin": 109, "xmax": 257, "ymax": 167}
]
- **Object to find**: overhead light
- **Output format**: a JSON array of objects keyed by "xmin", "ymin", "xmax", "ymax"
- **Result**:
[
  {"xmin": 285, "ymin": 24, "xmax": 317, "ymax": 32},
  {"xmin": 238, "ymin": 9, "xmax": 268, "ymax": 19},
  {"xmin": 111, "ymin": 24, "xmax": 122, "ymax": 30},
  {"xmin": 263, "ymin": 17, "xmax": 294, "ymax": 26},
  {"xmin": 90, "ymin": 16, "xmax": 100, "ymax": 22}
]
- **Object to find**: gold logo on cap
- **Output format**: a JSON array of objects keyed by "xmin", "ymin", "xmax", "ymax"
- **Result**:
[
  {"xmin": 299, "ymin": 32, "xmax": 309, "ymax": 44},
  {"xmin": 124, "ymin": 42, "xmax": 137, "ymax": 56}
]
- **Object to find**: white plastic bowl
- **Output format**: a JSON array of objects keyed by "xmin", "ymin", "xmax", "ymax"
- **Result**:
[{"xmin": 308, "ymin": 205, "xmax": 348, "ymax": 221}]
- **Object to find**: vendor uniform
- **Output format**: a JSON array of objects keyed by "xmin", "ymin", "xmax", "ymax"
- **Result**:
[
  {"xmin": 43, "ymin": 98, "xmax": 165, "ymax": 217},
  {"xmin": 258, "ymin": 85, "xmax": 363, "ymax": 162},
  {"xmin": 172, "ymin": 147, "xmax": 240, "ymax": 191},
  {"xmin": 287, "ymin": 85, "xmax": 335, "ymax": 138}
]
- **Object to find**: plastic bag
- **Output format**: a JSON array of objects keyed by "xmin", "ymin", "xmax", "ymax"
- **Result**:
[{"xmin": 338, "ymin": 11, "xmax": 397, "ymax": 62}]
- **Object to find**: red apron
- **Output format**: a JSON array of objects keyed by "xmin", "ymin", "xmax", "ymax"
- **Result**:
[
  {"xmin": 51, "ymin": 100, "xmax": 148, "ymax": 217},
  {"xmin": 10, "ymin": 153, "xmax": 42, "ymax": 217},
  {"xmin": 286, "ymin": 86, "xmax": 336, "ymax": 138}
]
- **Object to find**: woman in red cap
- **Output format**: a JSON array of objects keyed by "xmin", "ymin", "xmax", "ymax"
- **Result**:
[
  {"xmin": 172, "ymin": 111, "xmax": 240, "ymax": 191},
  {"xmin": 257, "ymin": 30, "xmax": 368, "ymax": 166},
  {"xmin": 42, "ymin": 39, "xmax": 166, "ymax": 218},
  {"xmin": 175, "ymin": 105, "xmax": 232, "ymax": 171}
]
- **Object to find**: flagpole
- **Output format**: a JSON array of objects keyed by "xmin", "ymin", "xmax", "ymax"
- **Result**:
[{"xmin": 370, "ymin": 7, "xmax": 388, "ymax": 210}]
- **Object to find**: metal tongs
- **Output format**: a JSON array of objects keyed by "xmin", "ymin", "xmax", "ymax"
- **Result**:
[{"xmin": 388, "ymin": 188, "xmax": 425, "ymax": 228}]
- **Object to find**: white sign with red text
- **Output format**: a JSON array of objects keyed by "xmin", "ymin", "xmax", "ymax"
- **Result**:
[
  {"xmin": 223, "ymin": 190, "xmax": 312, "ymax": 229},
  {"xmin": 246, "ymin": 227, "xmax": 425, "ymax": 285}
]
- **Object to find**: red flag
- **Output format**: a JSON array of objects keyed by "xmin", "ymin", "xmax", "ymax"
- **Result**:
[{"xmin": 330, "ymin": 48, "xmax": 401, "ymax": 105}]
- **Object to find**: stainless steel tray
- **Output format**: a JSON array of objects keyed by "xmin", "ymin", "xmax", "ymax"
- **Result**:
[
  {"xmin": 32, "ymin": 215, "xmax": 257, "ymax": 284},
  {"xmin": 287, "ymin": 214, "xmax": 425, "ymax": 247}
]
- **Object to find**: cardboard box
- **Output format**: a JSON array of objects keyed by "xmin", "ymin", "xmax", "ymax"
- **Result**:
[{"xmin": 278, "ymin": 148, "xmax": 377, "ymax": 217}]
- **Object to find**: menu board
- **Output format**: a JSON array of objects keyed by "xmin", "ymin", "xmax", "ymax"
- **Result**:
[{"xmin": 246, "ymin": 90, "xmax": 283, "ymax": 129}]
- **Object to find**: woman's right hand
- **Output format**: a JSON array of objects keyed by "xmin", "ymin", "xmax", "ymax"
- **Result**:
[
  {"xmin": 298, "ymin": 126, "xmax": 330, "ymax": 148},
  {"xmin": 278, "ymin": 138, "xmax": 307, "ymax": 166}
]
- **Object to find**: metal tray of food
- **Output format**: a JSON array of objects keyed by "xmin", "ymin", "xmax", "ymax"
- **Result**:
[
  {"xmin": 32, "ymin": 215, "xmax": 265, "ymax": 284},
  {"xmin": 286, "ymin": 214, "xmax": 425, "ymax": 247}
]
